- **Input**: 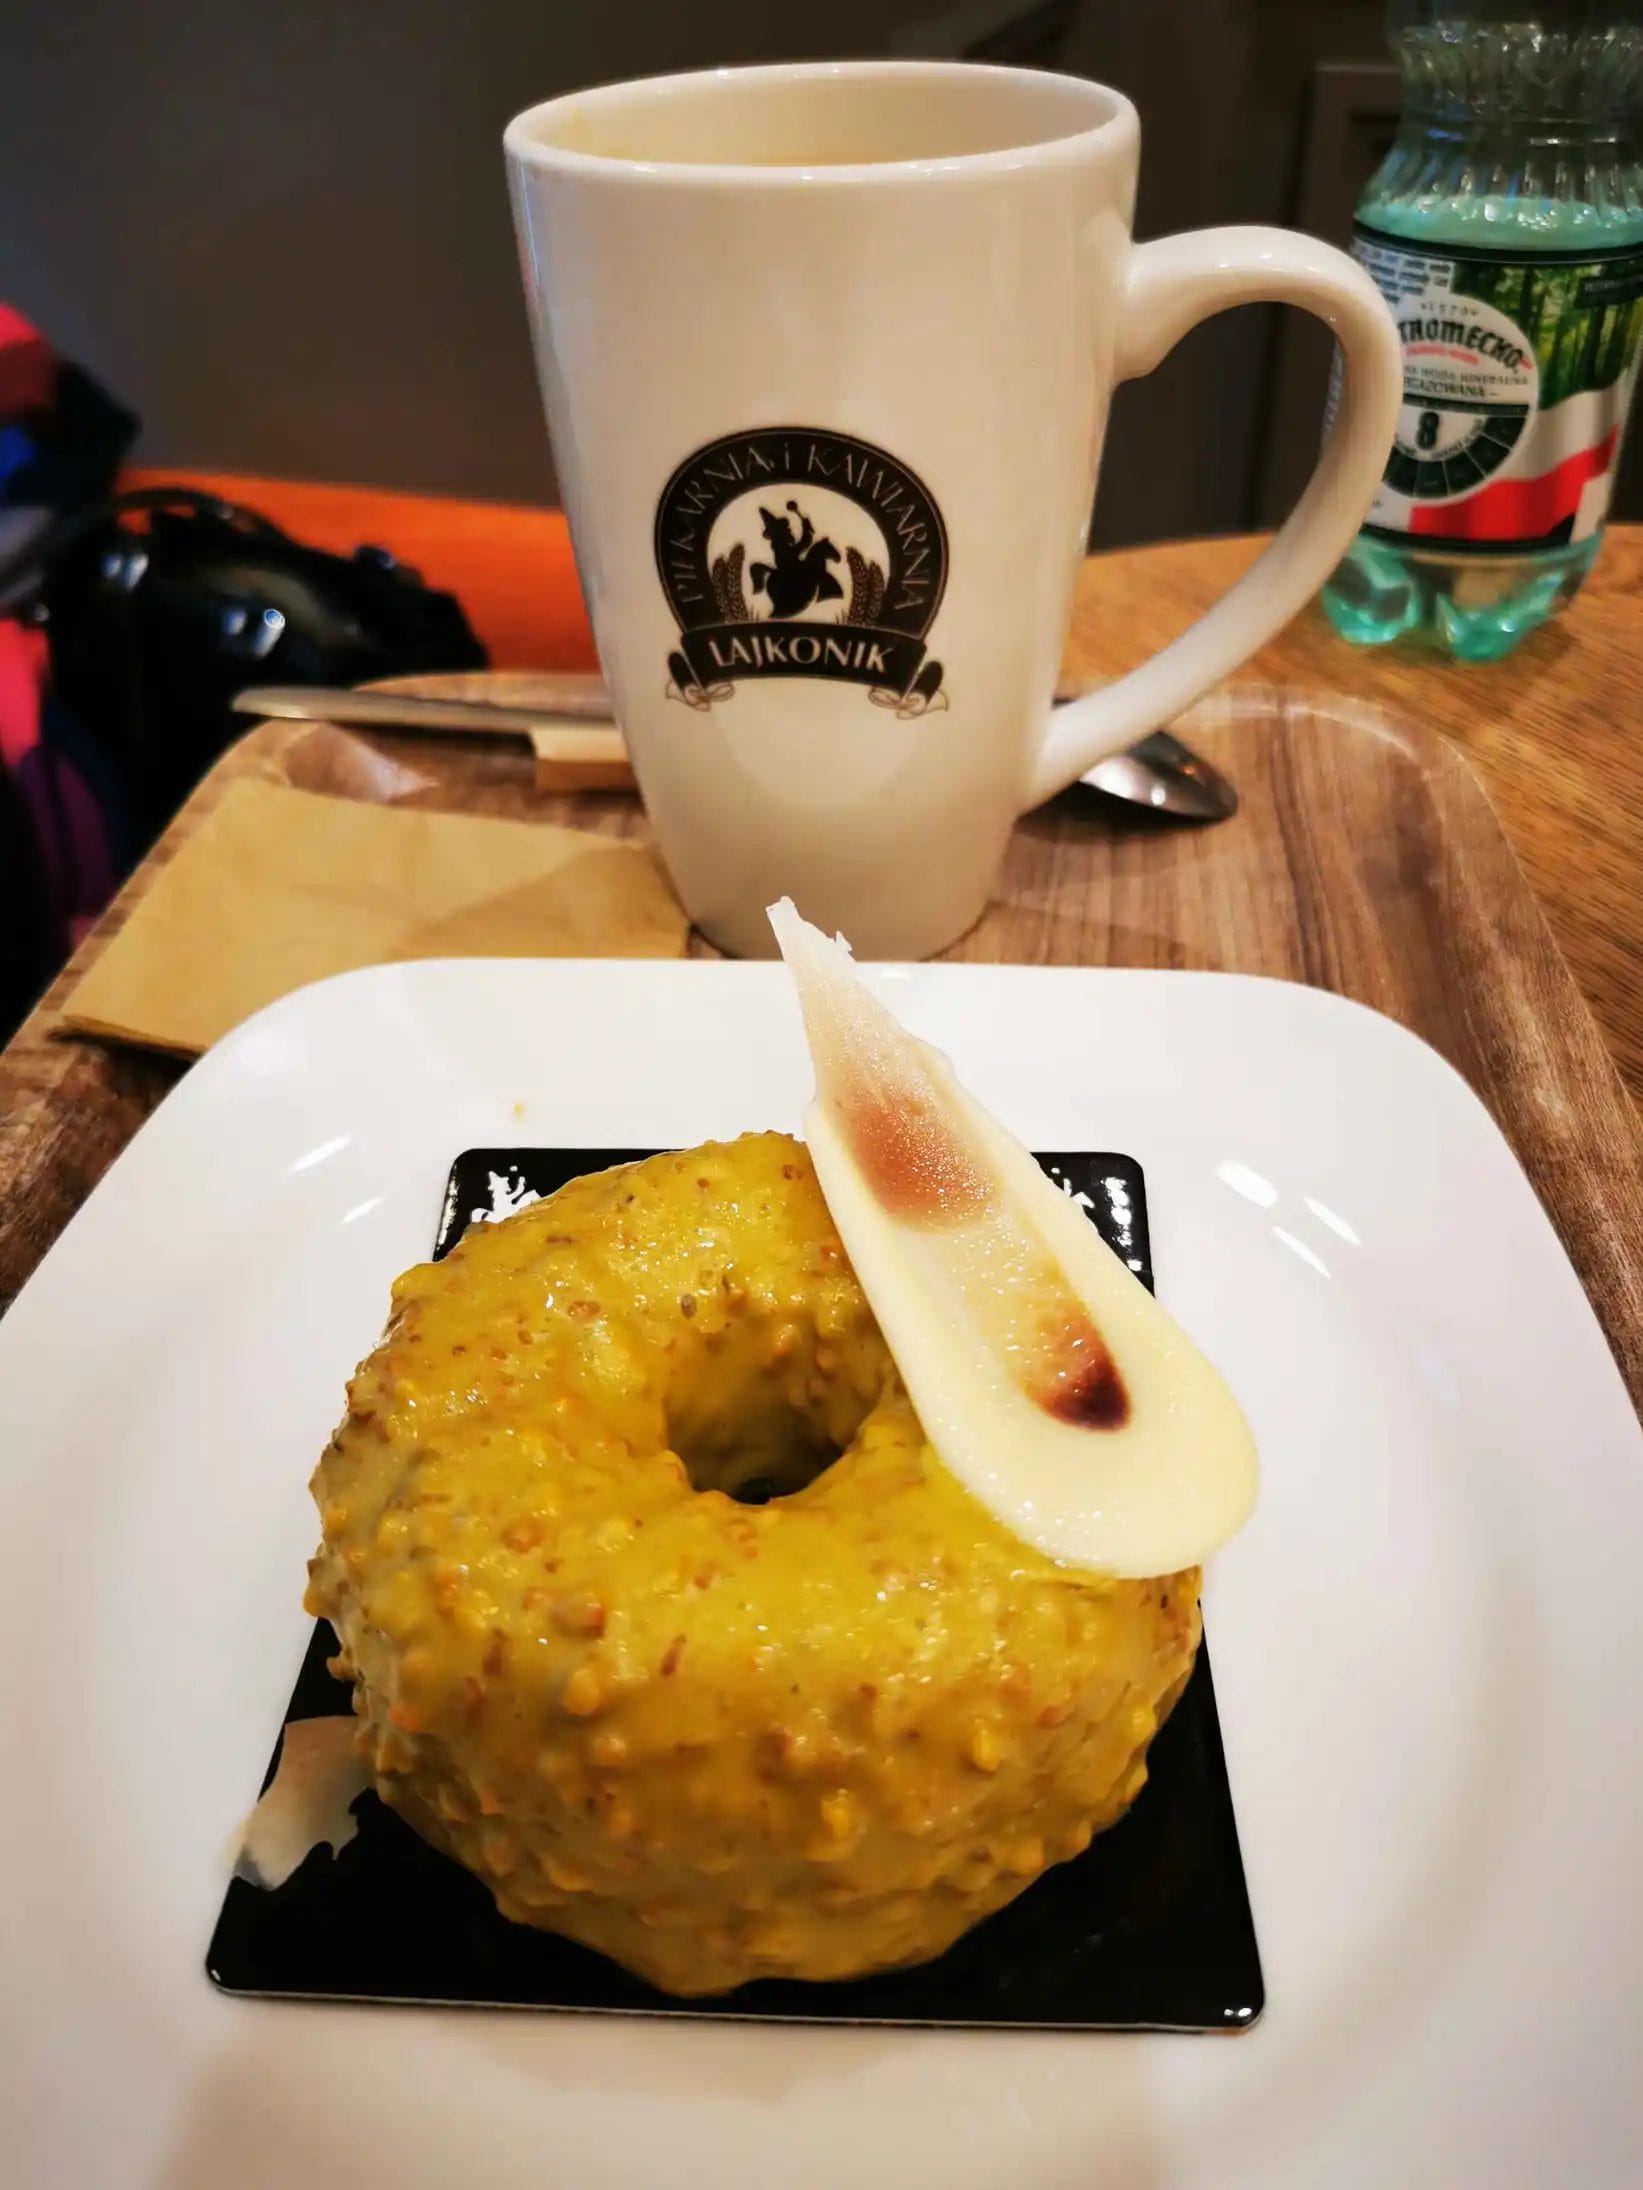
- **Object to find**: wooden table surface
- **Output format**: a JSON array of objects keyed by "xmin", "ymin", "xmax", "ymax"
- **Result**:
[
  {"xmin": 4, "ymin": 520, "xmax": 1642, "ymax": 1399},
  {"xmin": 1103, "ymin": 531, "xmax": 1643, "ymax": 1106}
]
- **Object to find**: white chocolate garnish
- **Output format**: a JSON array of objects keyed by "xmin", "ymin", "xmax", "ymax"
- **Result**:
[{"xmin": 769, "ymin": 899, "xmax": 1257, "ymax": 1577}]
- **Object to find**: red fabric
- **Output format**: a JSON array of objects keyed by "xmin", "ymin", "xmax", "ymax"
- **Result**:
[
  {"xmin": 0, "ymin": 304, "xmax": 56, "ymax": 420},
  {"xmin": 1408, "ymin": 428, "xmax": 1618, "ymax": 543},
  {"xmin": 0, "ymin": 618, "xmax": 47, "ymax": 770},
  {"xmin": 0, "ymin": 619, "xmax": 117, "ymax": 947}
]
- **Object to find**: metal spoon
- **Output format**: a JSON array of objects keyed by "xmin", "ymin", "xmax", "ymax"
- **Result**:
[{"xmin": 1080, "ymin": 725, "xmax": 1238, "ymax": 822}]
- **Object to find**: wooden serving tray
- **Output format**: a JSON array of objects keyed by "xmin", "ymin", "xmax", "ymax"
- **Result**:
[{"xmin": 3, "ymin": 681, "xmax": 1641, "ymax": 1403}]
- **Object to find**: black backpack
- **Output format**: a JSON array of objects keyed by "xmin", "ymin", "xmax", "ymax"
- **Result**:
[{"xmin": 2, "ymin": 485, "xmax": 486, "ymax": 861}]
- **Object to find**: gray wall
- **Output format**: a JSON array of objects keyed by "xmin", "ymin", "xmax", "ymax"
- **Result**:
[
  {"xmin": 5, "ymin": 1, "xmax": 1388, "ymax": 541},
  {"xmin": 5, "ymin": 0, "xmax": 962, "ymax": 505}
]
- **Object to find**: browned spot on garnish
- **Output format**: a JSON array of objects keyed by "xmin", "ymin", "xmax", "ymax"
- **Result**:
[
  {"xmin": 1033, "ymin": 1315, "xmax": 1131, "ymax": 1429},
  {"xmin": 835, "ymin": 1084, "xmax": 991, "ymax": 1227},
  {"xmin": 679, "ymin": 1294, "xmax": 697, "ymax": 1319},
  {"xmin": 660, "ymin": 1635, "xmax": 686, "ymax": 1677}
]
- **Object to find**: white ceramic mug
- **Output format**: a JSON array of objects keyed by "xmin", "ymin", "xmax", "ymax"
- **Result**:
[{"xmin": 506, "ymin": 62, "xmax": 1400, "ymax": 959}]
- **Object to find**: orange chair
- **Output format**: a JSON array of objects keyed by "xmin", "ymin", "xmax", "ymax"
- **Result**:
[{"xmin": 121, "ymin": 470, "xmax": 599, "ymax": 673}]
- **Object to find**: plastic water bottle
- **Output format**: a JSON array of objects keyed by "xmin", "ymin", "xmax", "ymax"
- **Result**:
[{"xmin": 1323, "ymin": 0, "xmax": 1643, "ymax": 659}]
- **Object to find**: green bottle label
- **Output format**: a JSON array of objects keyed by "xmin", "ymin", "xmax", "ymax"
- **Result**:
[{"xmin": 1350, "ymin": 222, "xmax": 1643, "ymax": 555}]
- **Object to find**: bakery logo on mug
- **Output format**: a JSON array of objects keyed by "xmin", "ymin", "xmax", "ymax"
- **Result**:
[{"xmin": 653, "ymin": 427, "xmax": 948, "ymax": 716}]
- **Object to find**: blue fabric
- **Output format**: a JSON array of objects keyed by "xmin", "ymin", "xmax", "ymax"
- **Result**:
[{"xmin": 0, "ymin": 421, "xmax": 38, "ymax": 494}]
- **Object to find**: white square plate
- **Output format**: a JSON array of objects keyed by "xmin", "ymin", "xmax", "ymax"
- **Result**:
[{"xmin": 2, "ymin": 959, "xmax": 1639, "ymax": 2190}]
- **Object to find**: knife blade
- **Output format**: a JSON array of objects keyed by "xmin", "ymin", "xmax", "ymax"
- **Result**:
[
  {"xmin": 231, "ymin": 679, "xmax": 614, "ymax": 731},
  {"xmin": 231, "ymin": 681, "xmax": 633, "ymax": 791}
]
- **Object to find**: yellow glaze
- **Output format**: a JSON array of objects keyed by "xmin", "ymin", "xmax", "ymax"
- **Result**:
[{"xmin": 306, "ymin": 1133, "xmax": 1200, "ymax": 1996}]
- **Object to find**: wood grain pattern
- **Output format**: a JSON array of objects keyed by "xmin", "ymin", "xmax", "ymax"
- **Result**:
[
  {"xmin": 4, "ymin": 535, "xmax": 1641, "ymax": 1410},
  {"xmin": 1076, "ymin": 531, "xmax": 1643, "ymax": 1105}
]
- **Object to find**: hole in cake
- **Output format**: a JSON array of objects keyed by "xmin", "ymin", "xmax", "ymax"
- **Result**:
[
  {"xmin": 661, "ymin": 1301, "xmax": 885, "ymax": 1507},
  {"xmin": 670, "ymin": 1408, "xmax": 850, "ymax": 1505}
]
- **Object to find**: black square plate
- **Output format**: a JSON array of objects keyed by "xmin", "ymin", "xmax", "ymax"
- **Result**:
[{"xmin": 209, "ymin": 1147, "xmax": 1263, "ymax": 2031}]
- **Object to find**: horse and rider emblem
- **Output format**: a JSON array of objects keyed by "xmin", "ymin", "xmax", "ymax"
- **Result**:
[
  {"xmin": 653, "ymin": 428, "xmax": 948, "ymax": 717},
  {"xmin": 747, "ymin": 500, "xmax": 842, "ymax": 618}
]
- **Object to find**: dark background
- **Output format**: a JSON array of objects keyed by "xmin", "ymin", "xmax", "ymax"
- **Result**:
[{"xmin": 5, "ymin": 0, "xmax": 1638, "ymax": 542}]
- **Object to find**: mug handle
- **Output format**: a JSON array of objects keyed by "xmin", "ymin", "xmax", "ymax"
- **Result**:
[{"xmin": 1025, "ymin": 225, "xmax": 1401, "ymax": 809}]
